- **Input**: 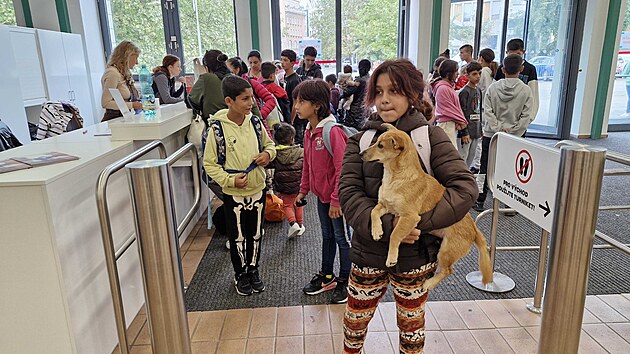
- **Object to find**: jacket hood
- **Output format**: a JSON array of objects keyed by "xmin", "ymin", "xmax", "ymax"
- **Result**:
[
  {"xmin": 275, "ymin": 145, "xmax": 303, "ymax": 164},
  {"xmin": 152, "ymin": 71, "xmax": 169, "ymax": 79},
  {"xmin": 430, "ymin": 79, "xmax": 453, "ymax": 91},
  {"xmin": 212, "ymin": 108, "xmax": 253, "ymax": 123},
  {"xmin": 363, "ymin": 109, "xmax": 429, "ymax": 132},
  {"xmin": 495, "ymin": 78, "xmax": 527, "ymax": 102},
  {"xmin": 305, "ymin": 115, "xmax": 337, "ymax": 131}
]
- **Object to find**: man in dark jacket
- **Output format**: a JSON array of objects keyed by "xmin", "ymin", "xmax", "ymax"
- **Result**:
[
  {"xmin": 296, "ymin": 46, "xmax": 323, "ymax": 80},
  {"xmin": 340, "ymin": 59, "xmax": 371, "ymax": 130}
]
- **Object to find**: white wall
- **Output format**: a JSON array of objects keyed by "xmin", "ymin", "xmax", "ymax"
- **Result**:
[
  {"xmin": 27, "ymin": 0, "xmax": 59, "ymax": 31},
  {"xmin": 257, "ymin": 0, "xmax": 274, "ymax": 60},
  {"xmin": 570, "ymin": 0, "xmax": 625, "ymax": 137},
  {"xmin": 0, "ymin": 27, "xmax": 31, "ymax": 144},
  {"xmin": 234, "ymin": 0, "xmax": 252, "ymax": 57},
  {"xmin": 67, "ymin": 0, "xmax": 106, "ymax": 124},
  {"xmin": 407, "ymin": 0, "xmax": 434, "ymax": 73}
]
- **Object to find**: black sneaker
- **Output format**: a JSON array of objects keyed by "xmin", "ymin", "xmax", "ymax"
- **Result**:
[
  {"xmin": 248, "ymin": 269, "xmax": 265, "ymax": 293},
  {"xmin": 331, "ymin": 280, "xmax": 348, "ymax": 304},
  {"xmin": 235, "ymin": 273, "xmax": 253, "ymax": 296},
  {"xmin": 303, "ymin": 273, "xmax": 337, "ymax": 295},
  {"xmin": 473, "ymin": 201, "xmax": 486, "ymax": 212}
]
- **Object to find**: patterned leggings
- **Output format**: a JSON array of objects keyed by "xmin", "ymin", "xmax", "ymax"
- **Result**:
[{"xmin": 343, "ymin": 263, "xmax": 437, "ymax": 354}]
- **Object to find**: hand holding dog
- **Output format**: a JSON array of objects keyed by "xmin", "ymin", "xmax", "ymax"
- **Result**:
[{"xmin": 393, "ymin": 216, "xmax": 420, "ymax": 244}]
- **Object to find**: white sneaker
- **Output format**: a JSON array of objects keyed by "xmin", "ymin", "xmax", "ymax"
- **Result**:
[
  {"xmin": 225, "ymin": 240, "xmax": 230, "ymax": 250},
  {"xmin": 288, "ymin": 223, "xmax": 301, "ymax": 239},
  {"xmin": 297, "ymin": 224, "xmax": 306, "ymax": 236}
]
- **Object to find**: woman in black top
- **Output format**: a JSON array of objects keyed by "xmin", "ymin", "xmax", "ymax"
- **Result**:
[{"xmin": 152, "ymin": 54, "xmax": 186, "ymax": 104}]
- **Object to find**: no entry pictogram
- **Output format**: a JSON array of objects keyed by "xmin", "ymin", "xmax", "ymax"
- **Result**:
[{"xmin": 516, "ymin": 149, "xmax": 533, "ymax": 183}]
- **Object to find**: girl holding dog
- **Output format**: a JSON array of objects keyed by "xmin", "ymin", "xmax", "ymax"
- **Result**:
[{"xmin": 338, "ymin": 59, "xmax": 478, "ymax": 354}]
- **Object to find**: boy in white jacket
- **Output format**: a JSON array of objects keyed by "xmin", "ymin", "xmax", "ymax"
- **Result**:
[{"xmin": 474, "ymin": 54, "xmax": 533, "ymax": 211}]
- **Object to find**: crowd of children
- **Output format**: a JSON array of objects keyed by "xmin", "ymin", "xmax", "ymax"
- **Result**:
[{"xmin": 196, "ymin": 38, "xmax": 538, "ymax": 353}]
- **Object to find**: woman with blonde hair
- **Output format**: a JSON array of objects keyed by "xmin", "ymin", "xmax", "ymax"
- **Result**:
[{"xmin": 101, "ymin": 41, "xmax": 143, "ymax": 121}]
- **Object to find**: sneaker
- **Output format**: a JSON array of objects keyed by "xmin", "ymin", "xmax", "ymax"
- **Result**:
[
  {"xmin": 248, "ymin": 268, "xmax": 265, "ymax": 293},
  {"xmin": 225, "ymin": 240, "xmax": 230, "ymax": 250},
  {"xmin": 331, "ymin": 280, "xmax": 348, "ymax": 304},
  {"xmin": 288, "ymin": 222, "xmax": 301, "ymax": 239},
  {"xmin": 303, "ymin": 273, "xmax": 337, "ymax": 295},
  {"xmin": 235, "ymin": 273, "xmax": 253, "ymax": 296},
  {"xmin": 297, "ymin": 224, "xmax": 306, "ymax": 237},
  {"xmin": 473, "ymin": 201, "xmax": 486, "ymax": 212}
]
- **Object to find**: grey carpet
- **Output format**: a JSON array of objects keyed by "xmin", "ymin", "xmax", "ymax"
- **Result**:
[{"xmin": 185, "ymin": 132, "xmax": 630, "ymax": 311}]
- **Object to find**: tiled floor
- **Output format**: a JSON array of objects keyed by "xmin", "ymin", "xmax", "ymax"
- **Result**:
[{"xmin": 113, "ymin": 221, "xmax": 630, "ymax": 354}]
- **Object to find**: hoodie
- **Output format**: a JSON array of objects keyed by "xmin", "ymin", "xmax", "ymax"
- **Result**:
[
  {"xmin": 431, "ymin": 79, "xmax": 468, "ymax": 125},
  {"xmin": 203, "ymin": 109, "xmax": 277, "ymax": 197},
  {"xmin": 300, "ymin": 115, "xmax": 348, "ymax": 207},
  {"xmin": 296, "ymin": 62, "xmax": 323, "ymax": 80},
  {"xmin": 483, "ymin": 78, "xmax": 533, "ymax": 138},
  {"xmin": 272, "ymin": 144, "xmax": 304, "ymax": 195}
]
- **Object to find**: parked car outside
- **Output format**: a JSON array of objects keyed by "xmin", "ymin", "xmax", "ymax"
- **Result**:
[{"xmin": 529, "ymin": 56, "xmax": 554, "ymax": 81}]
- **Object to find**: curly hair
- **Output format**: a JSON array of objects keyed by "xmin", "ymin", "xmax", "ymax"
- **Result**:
[{"xmin": 107, "ymin": 41, "xmax": 140, "ymax": 82}]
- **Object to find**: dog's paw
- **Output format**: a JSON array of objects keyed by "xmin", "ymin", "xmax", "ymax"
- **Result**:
[
  {"xmin": 385, "ymin": 258, "xmax": 398, "ymax": 268},
  {"xmin": 423, "ymin": 277, "xmax": 438, "ymax": 290},
  {"xmin": 371, "ymin": 226, "xmax": 383, "ymax": 241}
]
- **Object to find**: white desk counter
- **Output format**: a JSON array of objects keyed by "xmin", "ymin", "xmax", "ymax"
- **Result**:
[{"xmin": 0, "ymin": 103, "xmax": 205, "ymax": 354}]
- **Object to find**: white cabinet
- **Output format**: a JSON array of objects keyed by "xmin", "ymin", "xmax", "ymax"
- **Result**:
[
  {"xmin": 8, "ymin": 27, "xmax": 47, "ymax": 107},
  {"xmin": 0, "ymin": 26, "xmax": 31, "ymax": 144},
  {"xmin": 37, "ymin": 29, "xmax": 94, "ymax": 125}
]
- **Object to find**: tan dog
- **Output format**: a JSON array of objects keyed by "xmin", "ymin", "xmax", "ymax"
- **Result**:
[{"xmin": 362, "ymin": 123, "xmax": 493, "ymax": 290}]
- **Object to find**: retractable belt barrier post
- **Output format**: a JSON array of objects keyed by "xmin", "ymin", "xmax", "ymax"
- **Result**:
[
  {"xmin": 538, "ymin": 146, "xmax": 606, "ymax": 354},
  {"xmin": 126, "ymin": 159, "xmax": 192, "ymax": 354}
]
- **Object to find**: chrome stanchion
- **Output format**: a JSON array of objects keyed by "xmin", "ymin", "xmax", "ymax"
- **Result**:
[
  {"xmin": 467, "ymin": 135, "xmax": 515, "ymax": 293},
  {"xmin": 466, "ymin": 198, "xmax": 516, "ymax": 292},
  {"xmin": 538, "ymin": 146, "xmax": 606, "ymax": 354},
  {"xmin": 126, "ymin": 160, "xmax": 192, "ymax": 354},
  {"xmin": 527, "ymin": 230, "xmax": 549, "ymax": 314}
]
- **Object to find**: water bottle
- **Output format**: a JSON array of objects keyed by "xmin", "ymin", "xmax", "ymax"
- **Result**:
[{"xmin": 138, "ymin": 64, "xmax": 156, "ymax": 117}]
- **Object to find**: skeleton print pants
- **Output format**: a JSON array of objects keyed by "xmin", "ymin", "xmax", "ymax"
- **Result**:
[{"xmin": 223, "ymin": 190, "xmax": 266, "ymax": 277}]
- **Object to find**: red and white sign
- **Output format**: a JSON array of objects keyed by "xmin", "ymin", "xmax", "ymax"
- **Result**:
[
  {"xmin": 515, "ymin": 150, "xmax": 533, "ymax": 183},
  {"xmin": 491, "ymin": 133, "xmax": 560, "ymax": 232}
]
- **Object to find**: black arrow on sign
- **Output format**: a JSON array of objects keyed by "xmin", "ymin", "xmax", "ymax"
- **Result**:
[{"xmin": 539, "ymin": 201, "xmax": 550, "ymax": 217}]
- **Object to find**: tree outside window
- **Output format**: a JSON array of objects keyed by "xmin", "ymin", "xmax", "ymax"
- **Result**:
[
  {"xmin": 0, "ymin": 0, "xmax": 17, "ymax": 25},
  {"xmin": 179, "ymin": 0, "xmax": 237, "ymax": 72},
  {"xmin": 107, "ymin": 0, "xmax": 165, "ymax": 73}
]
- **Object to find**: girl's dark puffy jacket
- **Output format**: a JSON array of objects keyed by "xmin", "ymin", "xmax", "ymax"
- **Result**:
[
  {"xmin": 339, "ymin": 109, "xmax": 478, "ymax": 272},
  {"xmin": 272, "ymin": 145, "xmax": 304, "ymax": 195}
]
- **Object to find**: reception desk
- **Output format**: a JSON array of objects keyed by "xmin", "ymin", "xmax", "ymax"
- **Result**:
[{"xmin": 0, "ymin": 102, "xmax": 205, "ymax": 354}]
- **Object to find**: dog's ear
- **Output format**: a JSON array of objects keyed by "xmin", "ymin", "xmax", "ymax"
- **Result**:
[
  {"xmin": 390, "ymin": 134, "xmax": 406, "ymax": 151},
  {"xmin": 389, "ymin": 136, "xmax": 403, "ymax": 150},
  {"xmin": 382, "ymin": 123, "xmax": 396, "ymax": 131}
]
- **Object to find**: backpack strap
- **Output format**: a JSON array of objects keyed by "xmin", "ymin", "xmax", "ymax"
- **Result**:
[
  {"xmin": 410, "ymin": 125, "xmax": 432, "ymax": 176},
  {"xmin": 359, "ymin": 129, "xmax": 377, "ymax": 154},
  {"xmin": 359, "ymin": 126, "xmax": 433, "ymax": 176},
  {"xmin": 250, "ymin": 115, "xmax": 264, "ymax": 153},
  {"xmin": 322, "ymin": 121, "xmax": 337, "ymax": 156},
  {"xmin": 209, "ymin": 119, "xmax": 226, "ymax": 166}
]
